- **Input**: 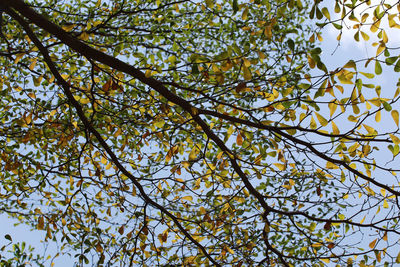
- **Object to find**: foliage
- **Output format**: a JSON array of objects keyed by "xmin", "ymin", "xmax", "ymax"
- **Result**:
[
  {"xmin": 0, "ymin": 235, "xmax": 44, "ymax": 267},
  {"xmin": 0, "ymin": 0, "xmax": 400, "ymax": 265}
]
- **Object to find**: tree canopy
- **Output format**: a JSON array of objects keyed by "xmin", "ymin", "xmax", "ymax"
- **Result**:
[{"xmin": 1, "ymin": 0, "xmax": 400, "ymax": 266}]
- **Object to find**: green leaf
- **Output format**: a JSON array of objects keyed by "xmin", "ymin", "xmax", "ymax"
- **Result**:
[
  {"xmin": 232, "ymin": 0, "xmax": 239, "ymax": 13},
  {"xmin": 385, "ymin": 56, "xmax": 398, "ymax": 65},
  {"xmin": 375, "ymin": 60, "xmax": 382, "ymax": 75},
  {"xmin": 4, "ymin": 234, "xmax": 12, "ymax": 241},
  {"xmin": 321, "ymin": 7, "xmax": 330, "ymax": 20},
  {"xmin": 394, "ymin": 59, "xmax": 400, "ymax": 72},
  {"xmin": 287, "ymin": 39, "xmax": 295, "ymax": 51},
  {"xmin": 333, "ymin": 23, "xmax": 342, "ymax": 30},
  {"xmin": 382, "ymin": 101, "xmax": 392, "ymax": 111}
]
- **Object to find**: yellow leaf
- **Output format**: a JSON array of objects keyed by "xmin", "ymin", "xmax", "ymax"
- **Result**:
[
  {"xmin": 370, "ymin": 19, "xmax": 381, "ymax": 33},
  {"xmin": 363, "ymin": 124, "xmax": 376, "ymax": 135},
  {"xmin": 181, "ymin": 196, "xmax": 193, "ymax": 202},
  {"xmin": 310, "ymin": 116, "xmax": 317, "ymax": 129},
  {"xmin": 243, "ymin": 188, "xmax": 250, "ymax": 197},
  {"xmin": 25, "ymin": 113, "xmax": 32, "ymax": 125},
  {"xmin": 62, "ymin": 24, "xmax": 75, "ymax": 32},
  {"xmin": 321, "ymin": 259, "xmax": 330, "ymax": 263},
  {"xmin": 361, "ymin": 31, "xmax": 369, "ymax": 41},
  {"xmin": 382, "ymin": 30, "xmax": 388, "ymax": 43},
  {"xmin": 14, "ymin": 53, "xmax": 25, "ymax": 64},
  {"xmin": 154, "ymin": 119, "xmax": 165, "ymax": 128},
  {"xmin": 390, "ymin": 134, "xmax": 400, "ymax": 145},
  {"xmin": 311, "ymin": 242, "xmax": 322, "ymax": 248},
  {"xmin": 274, "ymin": 163, "xmax": 286, "ymax": 171},
  {"xmin": 79, "ymin": 97, "xmax": 90, "ymax": 104},
  {"xmin": 145, "ymin": 69, "xmax": 152, "ymax": 78},
  {"xmin": 326, "ymin": 161, "xmax": 339, "ymax": 169},
  {"xmin": 383, "ymin": 199, "xmax": 389, "ymax": 209},
  {"xmin": 376, "ymin": 44, "xmax": 385, "ymax": 56},
  {"xmin": 369, "ymin": 98, "xmax": 381, "ymax": 107},
  {"xmin": 226, "ymin": 246, "xmax": 235, "ymax": 254},
  {"xmin": 315, "ymin": 112, "xmax": 328, "ymax": 126},
  {"xmin": 381, "ymin": 188, "xmax": 386, "ymax": 197},
  {"xmin": 199, "ymin": 206, "xmax": 206, "ymax": 214},
  {"xmin": 29, "ymin": 58, "xmax": 37, "ymax": 70},
  {"xmin": 242, "ymin": 57, "xmax": 251, "ymax": 68},
  {"xmin": 337, "ymin": 73, "xmax": 353, "ymax": 84},
  {"xmin": 369, "ymin": 238, "xmax": 377, "ymax": 249},
  {"xmin": 328, "ymin": 101, "xmax": 337, "ymax": 117},
  {"xmin": 360, "ymin": 215, "xmax": 366, "ymax": 224},
  {"xmin": 383, "ymin": 232, "xmax": 388, "ymax": 241},
  {"xmin": 101, "ymin": 156, "xmax": 108, "ymax": 165},
  {"xmin": 331, "ymin": 121, "xmax": 339, "ymax": 135},
  {"xmin": 307, "ymin": 55, "xmax": 315, "ymax": 69},
  {"xmin": 396, "ymin": 251, "xmax": 400, "ymax": 263},
  {"xmin": 375, "ymin": 110, "xmax": 381, "ymax": 122},
  {"xmin": 242, "ymin": 65, "xmax": 252, "ymax": 80},
  {"xmin": 188, "ymin": 146, "xmax": 198, "ymax": 161},
  {"xmin": 79, "ymin": 32, "xmax": 89, "ymax": 41},
  {"xmin": 391, "ymin": 110, "xmax": 399, "ymax": 127}
]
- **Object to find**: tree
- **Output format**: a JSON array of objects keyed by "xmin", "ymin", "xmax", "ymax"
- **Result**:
[{"xmin": 0, "ymin": 0, "xmax": 400, "ymax": 265}]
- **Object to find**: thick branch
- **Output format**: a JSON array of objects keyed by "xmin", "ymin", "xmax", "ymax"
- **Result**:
[{"xmin": 3, "ymin": 6, "xmax": 220, "ymax": 266}]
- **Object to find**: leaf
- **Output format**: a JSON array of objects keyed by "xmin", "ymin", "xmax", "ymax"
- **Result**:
[
  {"xmin": 236, "ymin": 132, "xmax": 243, "ymax": 146},
  {"xmin": 320, "ymin": 7, "xmax": 330, "ymax": 20},
  {"xmin": 274, "ymin": 163, "xmax": 286, "ymax": 171},
  {"xmin": 315, "ymin": 112, "xmax": 328, "ymax": 126},
  {"xmin": 232, "ymin": 0, "xmax": 239, "ymax": 13},
  {"xmin": 96, "ymin": 243, "xmax": 103, "ymax": 253},
  {"xmin": 395, "ymin": 59, "xmax": 400, "ymax": 72},
  {"xmin": 102, "ymin": 79, "xmax": 112, "ymax": 92},
  {"xmin": 310, "ymin": 116, "xmax": 317, "ymax": 129},
  {"xmin": 392, "ymin": 110, "xmax": 399, "ymax": 126},
  {"xmin": 360, "ymin": 72, "xmax": 374, "ymax": 78},
  {"xmin": 62, "ymin": 24, "xmax": 75, "ymax": 31},
  {"xmin": 181, "ymin": 196, "xmax": 193, "ymax": 201},
  {"xmin": 343, "ymin": 60, "xmax": 356, "ymax": 70},
  {"xmin": 331, "ymin": 121, "xmax": 339, "ymax": 135},
  {"xmin": 390, "ymin": 134, "xmax": 400, "ymax": 145},
  {"xmin": 363, "ymin": 124, "xmax": 376, "ymax": 135},
  {"xmin": 4, "ymin": 234, "xmax": 12, "ymax": 241},
  {"xmin": 369, "ymin": 238, "xmax": 377, "ymax": 249},
  {"xmin": 118, "ymin": 225, "xmax": 124, "ymax": 235},
  {"xmin": 383, "ymin": 199, "xmax": 389, "ymax": 209},
  {"xmin": 29, "ymin": 58, "xmax": 37, "ymax": 70},
  {"xmin": 326, "ymin": 162, "xmax": 339, "ymax": 169},
  {"xmin": 375, "ymin": 60, "xmax": 382, "ymax": 75},
  {"xmin": 375, "ymin": 110, "xmax": 381, "ymax": 122},
  {"xmin": 188, "ymin": 146, "xmax": 198, "ymax": 161},
  {"xmin": 328, "ymin": 101, "xmax": 337, "ymax": 117},
  {"xmin": 242, "ymin": 65, "xmax": 252, "ymax": 80},
  {"xmin": 37, "ymin": 216, "xmax": 44, "ymax": 230},
  {"xmin": 385, "ymin": 56, "xmax": 398, "ymax": 65},
  {"xmin": 360, "ymin": 31, "xmax": 369, "ymax": 41},
  {"xmin": 154, "ymin": 119, "xmax": 165, "ymax": 128}
]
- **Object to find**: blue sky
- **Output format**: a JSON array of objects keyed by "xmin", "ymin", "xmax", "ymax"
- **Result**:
[{"xmin": 1, "ymin": 1, "xmax": 400, "ymax": 266}]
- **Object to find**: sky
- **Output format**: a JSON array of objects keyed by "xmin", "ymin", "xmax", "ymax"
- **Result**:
[{"xmin": 1, "ymin": 0, "xmax": 400, "ymax": 266}]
